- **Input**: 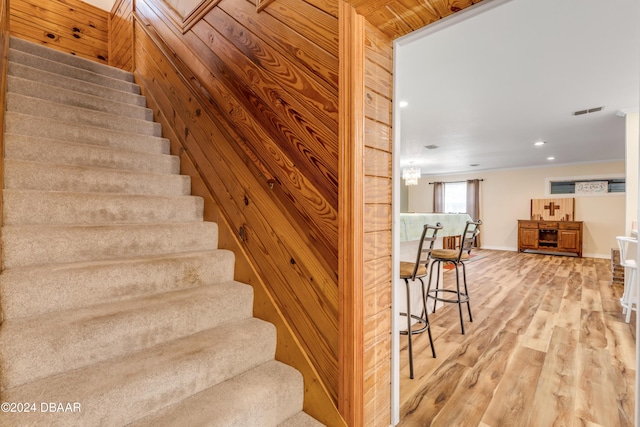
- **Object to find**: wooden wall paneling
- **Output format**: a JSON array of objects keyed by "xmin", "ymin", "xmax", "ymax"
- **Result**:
[
  {"xmin": 131, "ymin": 12, "xmax": 341, "ymax": 403},
  {"xmin": 362, "ymin": 18, "xmax": 394, "ymax": 427},
  {"xmin": 365, "ymin": 117, "xmax": 392, "ymax": 152},
  {"xmin": 221, "ymin": 0, "xmax": 338, "ymax": 88},
  {"xmin": 365, "ymin": 175, "xmax": 391, "ymax": 203},
  {"xmin": 139, "ymin": 84, "xmax": 346, "ymax": 427},
  {"xmin": 109, "ymin": 0, "xmax": 134, "ymax": 70},
  {"xmin": 193, "ymin": 11, "xmax": 339, "ymax": 186},
  {"xmin": 258, "ymin": 0, "xmax": 338, "ymax": 56},
  {"xmin": 296, "ymin": 0, "xmax": 339, "ymax": 18},
  {"xmin": 201, "ymin": 8, "xmax": 339, "ymax": 130},
  {"xmin": 135, "ymin": 0, "xmax": 339, "ymax": 269},
  {"xmin": 338, "ymin": 2, "xmax": 365, "ymax": 425},
  {"xmin": 364, "ymin": 146, "xmax": 392, "ymax": 177},
  {"xmin": 365, "ymin": 88, "xmax": 392, "ymax": 126},
  {"xmin": 364, "ymin": 204, "xmax": 392, "ymax": 233},
  {"xmin": 9, "ymin": 0, "xmax": 109, "ymax": 63},
  {"xmin": 131, "ymin": 4, "xmax": 337, "ymax": 270}
]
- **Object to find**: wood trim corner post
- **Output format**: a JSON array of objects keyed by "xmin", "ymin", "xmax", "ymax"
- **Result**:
[{"xmin": 339, "ymin": 2, "xmax": 365, "ymax": 425}]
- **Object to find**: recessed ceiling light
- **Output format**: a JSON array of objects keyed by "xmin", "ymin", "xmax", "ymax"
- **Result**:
[
  {"xmin": 424, "ymin": 144, "xmax": 439, "ymax": 150},
  {"xmin": 534, "ymin": 141, "xmax": 546, "ymax": 146},
  {"xmin": 399, "ymin": 101, "xmax": 409, "ymax": 108},
  {"xmin": 470, "ymin": 163, "xmax": 479, "ymax": 167},
  {"xmin": 547, "ymin": 156, "xmax": 555, "ymax": 160}
]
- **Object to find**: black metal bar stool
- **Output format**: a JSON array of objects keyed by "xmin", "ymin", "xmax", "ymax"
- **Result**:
[
  {"xmin": 426, "ymin": 220, "xmax": 481, "ymax": 335},
  {"xmin": 399, "ymin": 222, "xmax": 442, "ymax": 379}
]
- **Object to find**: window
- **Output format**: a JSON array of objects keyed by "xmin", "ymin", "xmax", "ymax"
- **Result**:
[
  {"xmin": 548, "ymin": 177, "xmax": 625, "ymax": 195},
  {"xmin": 444, "ymin": 182, "xmax": 467, "ymax": 213}
]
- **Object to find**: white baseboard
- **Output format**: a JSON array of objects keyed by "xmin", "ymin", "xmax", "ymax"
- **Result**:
[{"xmin": 479, "ymin": 245, "xmax": 517, "ymax": 252}]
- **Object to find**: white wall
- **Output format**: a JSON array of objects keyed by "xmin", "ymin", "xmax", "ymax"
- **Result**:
[
  {"xmin": 82, "ymin": 0, "xmax": 116, "ymax": 11},
  {"xmin": 409, "ymin": 161, "xmax": 626, "ymax": 258},
  {"xmin": 625, "ymin": 112, "xmax": 639, "ymax": 235}
]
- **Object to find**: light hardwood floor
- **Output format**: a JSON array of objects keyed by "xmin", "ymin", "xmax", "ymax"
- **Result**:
[{"xmin": 398, "ymin": 249, "xmax": 635, "ymax": 427}]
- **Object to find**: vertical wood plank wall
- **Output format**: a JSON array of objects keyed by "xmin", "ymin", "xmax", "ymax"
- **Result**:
[
  {"xmin": 338, "ymin": 3, "xmax": 365, "ymax": 425},
  {"xmin": 362, "ymin": 20, "xmax": 393, "ymax": 427},
  {"xmin": 108, "ymin": 0, "xmax": 133, "ymax": 70},
  {"xmin": 9, "ymin": 0, "xmax": 108, "ymax": 64},
  {"xmin": 126, "ymin": 0, "xmax": 342, "ymax": 411}
]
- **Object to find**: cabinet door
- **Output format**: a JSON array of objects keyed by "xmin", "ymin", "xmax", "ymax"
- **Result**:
[
  {"xmin": 558, "ymin": 230, "xmax": 579, "ymax": 252},
  {"xmin": 520, "ymin": 228, "xmax": 538, "ymax": 249}
]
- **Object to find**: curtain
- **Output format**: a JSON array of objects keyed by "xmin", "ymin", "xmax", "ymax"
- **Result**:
[
  {"xmin": 466, "ymin": 179, "xmax": 481, "ymax": 246},
  {"xmin": 433, "ymin": 182, "xmax": 444, "ymax": 213}
]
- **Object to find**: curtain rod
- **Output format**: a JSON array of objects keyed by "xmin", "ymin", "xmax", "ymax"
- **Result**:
[{"xmin": 428, "ymin": 179, "xmax": 484, "ymax": 184}]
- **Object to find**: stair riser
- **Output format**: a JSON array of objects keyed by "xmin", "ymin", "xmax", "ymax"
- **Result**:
[
  {"xmin": 5, "ymin": 113, "xmax": 169, "ymax": 154},
  {"xmin": 9, "ymin": 49, "xmax": 140, "ymax": 94},
  {"xmin": 10, "ymin": 37, "xmax": 134, "ymax": 82},
  {"xmin": 1, "ymin": 319, "xmax": 276, "ymax": 426},
  {"xmin": 1, "ymin": 250, "xmax": 236, "ymax": 320},
  {"xmin": 7, "ymin": 76, "xmax": 152, "ymax": 121},
  {"xmin": 8, "ymin": 62, "xmax": 146, "ymax": 107},
  {"xmin": 0, "ymin": 282, "xmax": 254, "ymax": 389},
  {"xmin": 7, "ymin": 93, "xmax": 161, "ymax": 137},
  {"xmin": 4, "ymin": 160, "xmax": 189, "ymax": 198},
  {"xmin": 5, "ymin": 134, "xmax": 179, "ymax": 175},
  {"xmin": 2, "ymin": 223, "xmax": 218, "ymax": 268}
]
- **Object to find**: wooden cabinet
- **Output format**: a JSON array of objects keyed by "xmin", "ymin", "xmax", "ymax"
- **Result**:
[{"xmin": 517, "ymin": 220, "xmax": 583, "ymax": 257}]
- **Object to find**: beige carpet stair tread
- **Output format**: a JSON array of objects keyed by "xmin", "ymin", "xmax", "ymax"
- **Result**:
[
  {"xmin": 10, "ymin": 37, "xmax": 134, "ymax": 82},
  {"xmin": 1, "ymin": 222, "xmax": 218, "ymax": 268},
  {"xmin": 0, "ymin": 281, "xmax": 254, "ymax": 389},
  {"xmin": 0, "ymin": 36, "xmax": 310, "ymax": 426},
  {"xmin": 0, "ymin": 249, "xmax": 235, "ymax": 320},
  {"xmin": 3, "ymin": 189, "xmax": 202, "ymax": 225},
  {"xmin": 8, "ymin": 61, "xmax": 146, "ymax": 106},
  {"xmin": 7, "ymin": 75, "xmax": 153, "ymax": 120},
  {"xmin": 9, "ymin": 48, "xmax": 140, "ymax": 93},
  {"xmin": 1, "ymin": 318, "xmax": 276, "ymax": 427},
  {"xmin": 279, "ymin": 412, "xmax": 327, "ymax": 427},
  {"xmin": 130, "ymin": 360, "xmax": 304, "ymax": 427},
  {"xmin": 4, "ymin": 158, "xmax": 189, "ymax": 197},
  {"xmin": 5, "ymin": 112, "xmax": 168, "ymax": 154},
  {"xmin": 7, "ymin": 92, "xmax": 161, "ymax": 137},
  {"xmin": 5, "ymin": 133, "xmax": 178, "ymax": 174}
]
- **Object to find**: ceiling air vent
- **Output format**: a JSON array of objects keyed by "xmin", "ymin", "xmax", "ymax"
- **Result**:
[
  {"xmin": 424, "ymin": 144, "xmax": 439, "ymax": 149},
  {"xmin": 574, "ymin": 106, "xmax": 604, "ymax": 116}
]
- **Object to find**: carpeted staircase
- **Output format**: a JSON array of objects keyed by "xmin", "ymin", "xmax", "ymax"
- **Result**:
[{"xmin": 0, "ymin": 37, "xmax": 321, "ymax": 427}]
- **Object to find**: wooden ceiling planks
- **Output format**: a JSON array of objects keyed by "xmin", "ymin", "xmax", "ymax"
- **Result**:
[{"xmin": 350, "ymin": 0, "xmax": 482, "ymax": 40}]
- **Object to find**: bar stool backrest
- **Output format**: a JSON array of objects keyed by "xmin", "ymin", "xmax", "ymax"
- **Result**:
[
  {"xmin": 456, "ymin": 220, "xmax": 482, "ymax": 263},
  {"xmin": 411, "ymin": 222, "xmax": 443, "ymax": 280},
  {"xmin": 617, "ymin": 236, "xmax": 638, "ymax": 269}
]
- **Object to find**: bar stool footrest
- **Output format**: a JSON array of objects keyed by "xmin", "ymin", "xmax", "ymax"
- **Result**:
[{"xmin": 428, "ymin": 288, "xmax": 470, "ymax": 304}]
